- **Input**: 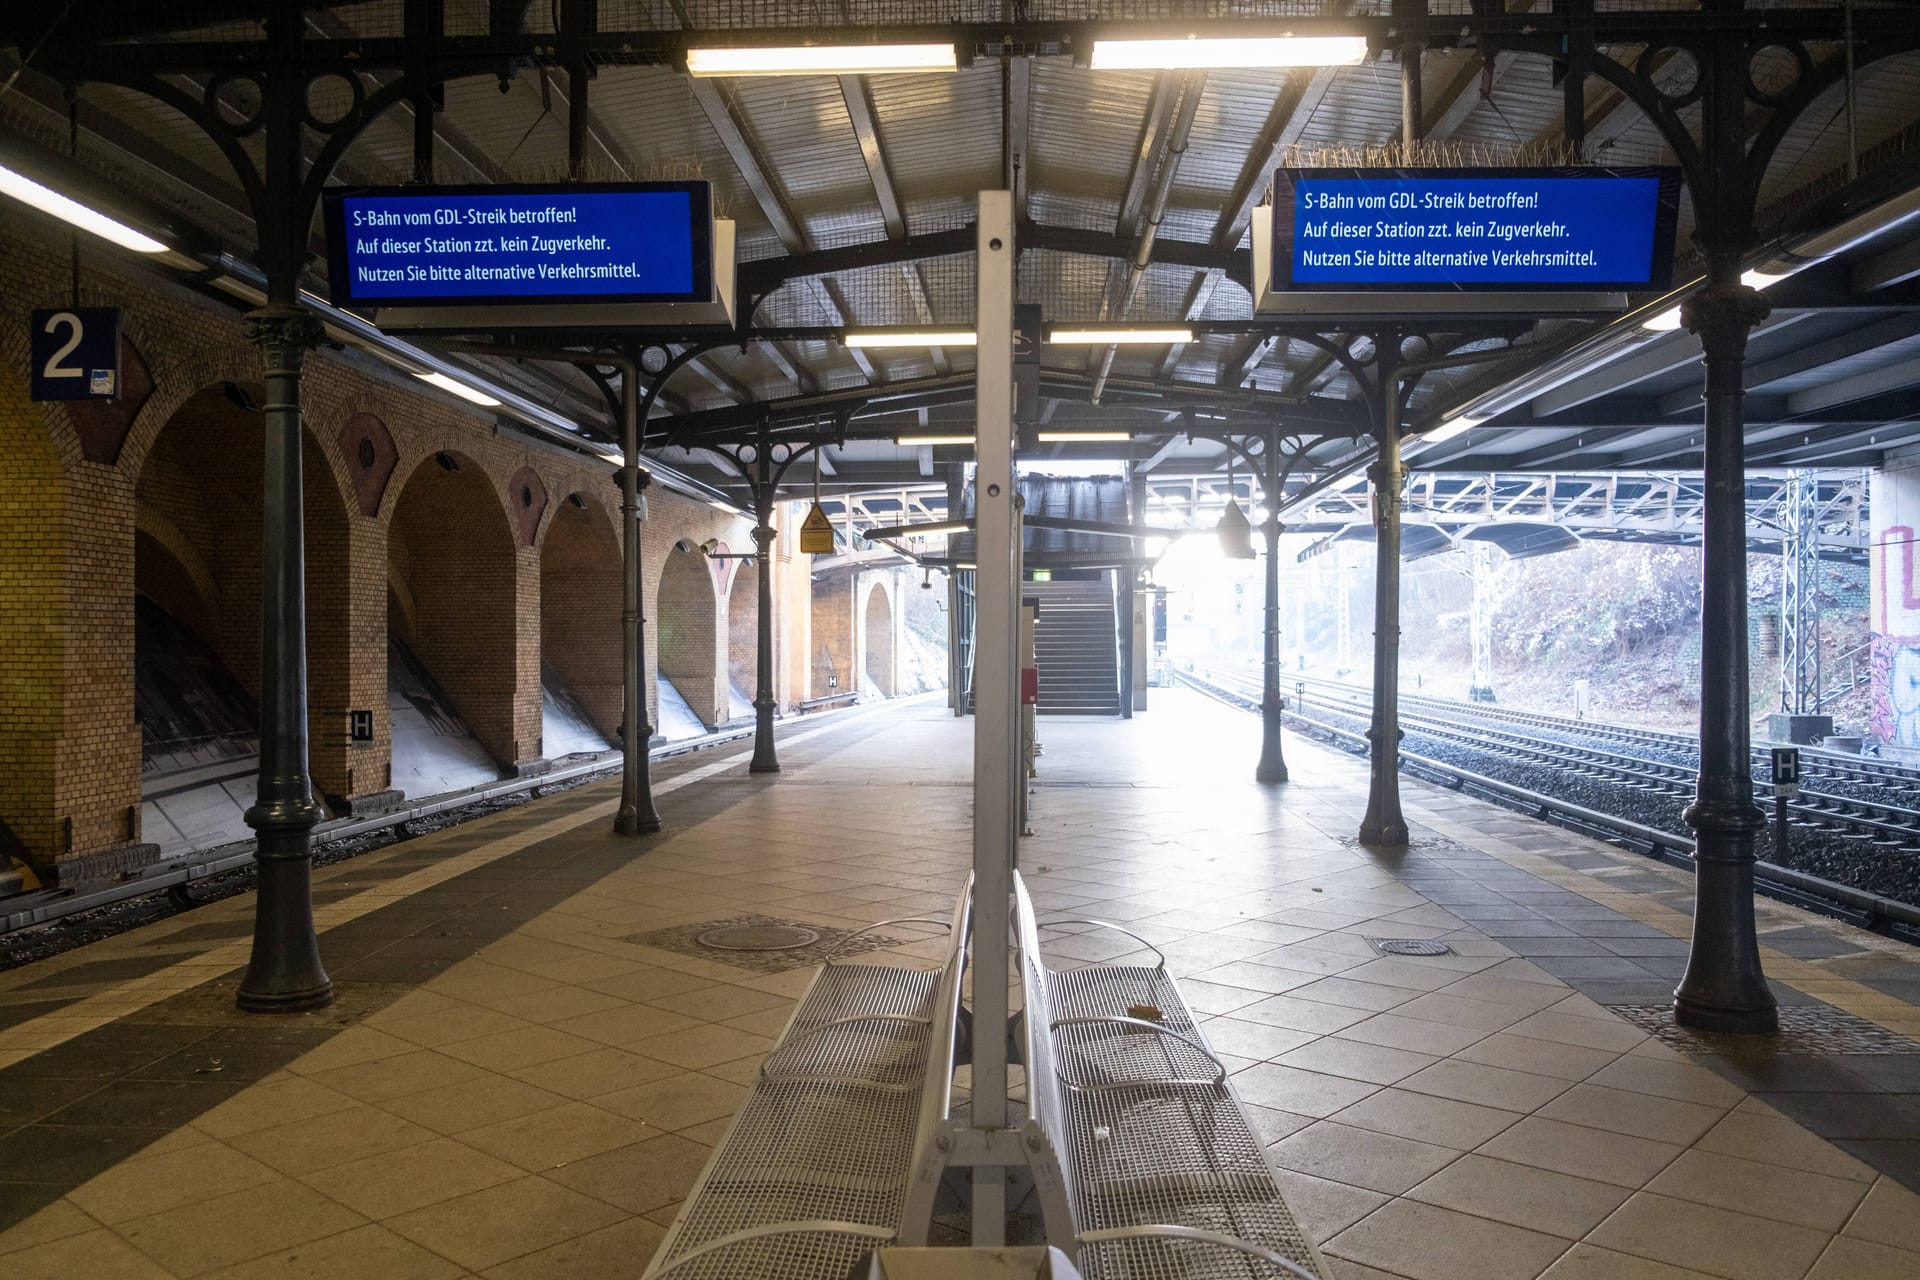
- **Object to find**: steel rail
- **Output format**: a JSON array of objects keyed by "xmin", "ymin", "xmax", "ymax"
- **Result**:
[
  {"xmin": 1287, "ymin": 671, "xmax": 1920, "ymax": 796},
  {"xmin": 1174, "ymin": 668, "xmax": 1920, "ymax": 937}
]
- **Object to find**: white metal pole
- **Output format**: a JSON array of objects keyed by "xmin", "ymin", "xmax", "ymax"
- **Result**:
[{"xmin": 969, "ymin": 190, "xmax": 1016, "ymax": 1245}]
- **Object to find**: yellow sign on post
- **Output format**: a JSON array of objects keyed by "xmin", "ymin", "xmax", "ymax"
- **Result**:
[{"xmin": 799, "ymin": 503, "xmax": 835, "ymax": 554}]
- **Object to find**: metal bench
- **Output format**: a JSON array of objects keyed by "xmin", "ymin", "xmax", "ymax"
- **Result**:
[
  {"xmin": 641, "ymin": 879, "xmax": 973, "ymax": 1280},
  {"xmin": 1013, "ymin": 872, "xmax": 1327, "ymax": 1280}
]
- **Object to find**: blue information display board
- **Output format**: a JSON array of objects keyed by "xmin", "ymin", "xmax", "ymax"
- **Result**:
[
  {"xmin": 1272, "ymin": 167, "xmax": 1681, "ymax": 294},
  {"xmin": 323, "ymin": 182, "xmax": 713, "ymax": 309}
]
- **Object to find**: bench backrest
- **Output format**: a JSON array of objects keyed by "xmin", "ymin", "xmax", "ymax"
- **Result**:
[{"xmin": 1012, "ymin": 871, "xmax": 1083, "ymax": 1234}]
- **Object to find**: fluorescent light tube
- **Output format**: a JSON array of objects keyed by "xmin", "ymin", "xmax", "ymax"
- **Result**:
[
  {"xmin": 415, "ymin": 371, "xmax": 502, "ymax": 407},
  {"xmin": 1090, "ymin": 35, "xmax": 1367, "ymax": 71},
  {"xmin": 0, "ymin": 162, "xmax": 166, "ymax": 253},
  {"xmin": 1036, "ymin": 431, "xmax": 1133, "ymax": 443},
  {"xmin": 1642, "ymin": 307, "xmax": 1684, "ymax": 332},
  {"xmin": 900, "ymin": 521, "xmax": 970, "ymax": 536},
  {"xmin": 1048, "ymin": 327, "xmax": 1195, "ymax": 345},
  {"xmin": 688, "ymin": 43, "xmax": 956, "ymax": 77},
  {"xmin": 900, "ymin": 435, "xmax": 976, "ymax": 446},
  {"xmin": 1645, "ymin": 269, "xmax": 1788, "ymax": 332},
  {"xmin": 1424, "ymin": 414, "xmax": 1484, "ymax": 444},
  {"xmin": 844, "ymin": 329, "xmax": 978, "ymax": 348}
]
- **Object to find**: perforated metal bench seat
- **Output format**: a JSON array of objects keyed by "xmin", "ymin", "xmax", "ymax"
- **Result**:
[
  {"xmin": 642, "ymin": 894, "xmax": 971, "ymax": 1280},
  {"xmin": 1017, "ymin": 880, "xmax": 1327, "ymax": 1280}
]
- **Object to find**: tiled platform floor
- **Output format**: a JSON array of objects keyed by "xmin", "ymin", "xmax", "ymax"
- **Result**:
[{"xmin": 2, "ymin": 689, "xmax": 1919, "ymax": 1279}]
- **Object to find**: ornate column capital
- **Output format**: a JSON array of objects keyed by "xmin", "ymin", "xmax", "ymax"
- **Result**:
[
  {"xmin": 243, "ymin": 305, "xmax": 324, "ymax": 374},
  {"xmin": 1681, "ymin": 285, "xmax": 1771, "ymax": 349}
]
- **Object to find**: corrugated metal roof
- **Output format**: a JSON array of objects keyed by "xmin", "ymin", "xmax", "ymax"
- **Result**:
[{"xmin": 19, "ymin": 4, "xmax": 1920, "ymax": 494}]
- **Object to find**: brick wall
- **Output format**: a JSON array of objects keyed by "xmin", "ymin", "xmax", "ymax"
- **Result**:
[
  {"xmin": 388, "ymin": 452, "xmax": 527, "ymax": 767},
  {"xmin": 0, "ymin": 204, "xmax": 816, "ymax": 869},
  {"xmin": 657, "ymin": 541, "xmax": 724, "ymax": 728},
  {"xmin": 812, "ymin": 573, "xmax": 854, "ymax": 697},
  {"xmin": 727, "ymin": 559, "xmax": 758, "ymax": 702},
  {"xmin": 541, "ymin": 496, "xmax": 623, "ymax": 740}
]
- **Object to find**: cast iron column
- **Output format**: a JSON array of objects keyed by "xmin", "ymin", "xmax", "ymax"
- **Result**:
[
  {"xmin": 749, "ymin": 442, "xmax": 780, "ymax": 773},
  {"xmin": 236, "ymin": 306, "xmax": 332, "ymax": 1012},
  {"xmin": 1257, "ymin": 499, "xmax": 1288, "ymax": 783},
  {"xmin": 1674, "ymin": 275, "xmax": 1778, "ymax": 1034},
  {"xmin": 616, "ymin": 367, "xmax": 661, "ymax": 835},
  {"xmin": 1359, "ymin": 343, "xmax": 1408, "ymax": 844}
]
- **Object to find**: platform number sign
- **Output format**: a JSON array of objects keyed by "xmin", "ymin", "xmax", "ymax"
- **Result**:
[
  {"xmin": 1771, "ymin": 746, "xmax": 1801, "ymax": 799},
  {"xmin": 31, "ymin": 308, "xmax": 121, "ymax": 400}
]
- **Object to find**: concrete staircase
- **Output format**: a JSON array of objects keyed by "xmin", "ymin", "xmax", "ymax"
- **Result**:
[{"xmin": 1026, "ymin": 577, "xmax": 1122, "ymax": 716}]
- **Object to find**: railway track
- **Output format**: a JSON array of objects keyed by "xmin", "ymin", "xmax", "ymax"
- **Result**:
[
  {"xmin": 1173, "ymin": 665, "xmax": 1920, "ymax": 944},
  {"xmin": 1287, "ymin": 673, "xmax": 1920, "ymax": 800},
  {"xmin": 1276, "ymin": 673, "xmax": 1920, "ymax": 851}
]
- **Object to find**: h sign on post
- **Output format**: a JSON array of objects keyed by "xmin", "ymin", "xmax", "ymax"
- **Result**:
[
  {"xmin": 31, "ymin": 308, "xmax": 120, "ymax": 400},
  {"xmin": 1771, "ymin": 746, "xmax": 1801, "ymax": 798}
]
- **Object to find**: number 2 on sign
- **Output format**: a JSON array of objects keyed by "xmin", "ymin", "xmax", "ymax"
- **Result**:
[{"xmin": 40, "ymin": 311, "xmax": 85, "ymax": 380}]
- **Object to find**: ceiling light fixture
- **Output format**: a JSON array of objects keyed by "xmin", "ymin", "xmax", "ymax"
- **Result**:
[
  {"xmin": 1048, "ymin": 327, "xmax": 1195, "ymax": 345},
  {"xmin": 415, "ymin": 371, "xmax": 502, "ymax": 407},
  {"xmin": 1089, "ymin": 35, "xmax": 1368, "ymax": 71},
  {"xmin": 899, "ymin": 434, "xmax": 977, "ymax": 446},
  {"xmin": 844, "ymin": 329, "xmax": 978, "ymax": 348},
  {"xmin": 1423, "ymin": 414, "xmax": 1485, "ymax": 444},
  {"xmin": 1036, "ymin": 431, "xmax": 1133, "ymax": 443},
  {"xmin": 688, "ymin": 43, "xmax": 957, "ymax": 77},
  {"xmin": 0, "ymin": 162, "xmax": 167, "ymax": 253}
]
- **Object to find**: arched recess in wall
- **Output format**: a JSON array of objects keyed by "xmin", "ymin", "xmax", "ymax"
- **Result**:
[
  {"xmin": 540, "ymin": 494, "xmax": 619, "ymax": 753},
  {"xmin": 387, "ymin": 450, "xmax": 520, "ymax": 782},
  {"xmin": 727, "ymin": 557, "xmax": 760, "ymax": 721},
  {"xmin": 0, "ymin": 351, "xmax": 68, "ymax": 866},
  {"xmin": 657, "ymin": 540, "xmax": 722, "ymax": 732},
  {"xmin": 132, "ymin": 384, "xmax": 353, "ymax": 852},
  {"xmin": 864, "ymin": 580, "xmax": 895, "ymax": 697}
]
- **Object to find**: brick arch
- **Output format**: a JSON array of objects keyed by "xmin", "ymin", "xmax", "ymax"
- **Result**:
[
  {"xmin": 541, "ymin": 494, "xmax": 622, "ymax": 742},
  {"xmin": 388, "ymin": 448, "xmax": 526, "ymax": 766},
  {"xmin": 132, "ymin": 386, "xmax": 355, "ymax": 774},
  {"xmin": 534, "ymin": 470, "xmax": 622, "ymax": 550},
  {"xmin": 861, "ymin": 575, "xmax": 897, "ymax": 697},
  {"xmin": 115, "ymin": 345, "xmax": 258, "ymax": 482},
  {"xmin": 657, "ymin": 540, "xmax": 723, "ymax": 729},
  {"xmin": 133, "ymin": 507, "xmax": 219, "ymax": 641},
  {"xmin": 727, "ymin": 555, "xmax": 760, "ymax": 706},
  {"xmin": 378, "ymin": 426, "xmax": 519, "ymax": 530}
]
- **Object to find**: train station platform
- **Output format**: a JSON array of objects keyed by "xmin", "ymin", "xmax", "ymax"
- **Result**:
[{"xmin": 2, "ymin": 690, "xmax": 1919, "ymax": 1280}]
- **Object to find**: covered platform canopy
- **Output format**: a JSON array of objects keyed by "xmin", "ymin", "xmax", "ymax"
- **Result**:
[{"xmin": 1, "ymin": 2, "xmax": 1919, "ymax": 507}]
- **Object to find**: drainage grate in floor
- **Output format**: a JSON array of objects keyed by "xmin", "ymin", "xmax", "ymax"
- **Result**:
[
  {"xmin": 695, "ymin": 923, "xmax": 821, "ymax": 952},
  {"xmin": 1611, "ymin": 1004, "xmax": 1920, "ymax": 1054},
  {"xmin": 1368, "ymin": 938, "xmax": 1454, "ymax": 957},
  {"xmin": 626, "ymin": 915, "xmax": 903, "ymax": 974}
]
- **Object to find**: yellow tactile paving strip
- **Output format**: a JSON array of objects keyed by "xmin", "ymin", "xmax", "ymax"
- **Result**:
[
  {"xmin": 0, "ymin": 691, "xmax": 1916, "ymax": 1280},
  {"xmin": 0, "ymin": 706, "xmax": 899, "ymax": 1072}
]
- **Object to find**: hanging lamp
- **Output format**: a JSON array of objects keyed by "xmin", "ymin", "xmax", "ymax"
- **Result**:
[{"xmin": 1216, "ymin": 443, "xmax": 1257, "ymax": 559}]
